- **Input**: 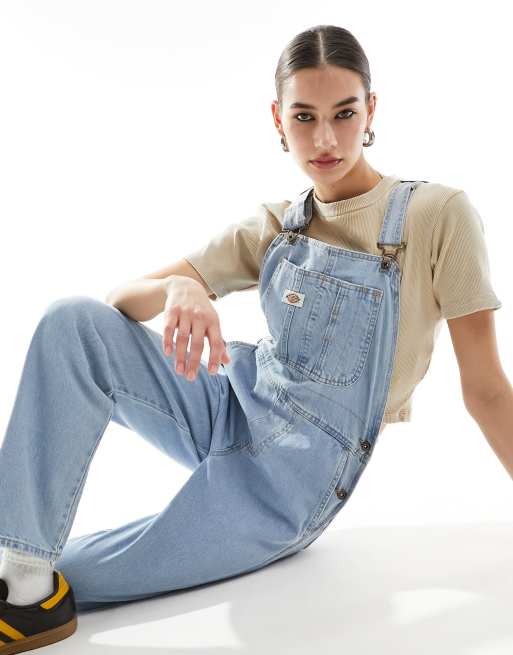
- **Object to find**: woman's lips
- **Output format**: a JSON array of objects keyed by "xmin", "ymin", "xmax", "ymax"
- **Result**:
[{"xmin": 310, "ymin": 158, "xmax": 342, "ymax": 169}]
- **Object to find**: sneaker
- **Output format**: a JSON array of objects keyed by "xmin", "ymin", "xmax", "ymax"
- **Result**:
[{"xmin": 0, "ymin": 569, "xmax": 77, "ymax": 654}]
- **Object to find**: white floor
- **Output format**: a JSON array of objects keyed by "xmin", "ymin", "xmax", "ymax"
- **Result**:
[{"xmin": 55, "ymin": 522, "xmax": 513, "ymax": 654}]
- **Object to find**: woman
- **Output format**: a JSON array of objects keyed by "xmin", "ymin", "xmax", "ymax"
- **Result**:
[{"xmin": 0, "ymin": 24, "xmax": 507, "ymax": 653}]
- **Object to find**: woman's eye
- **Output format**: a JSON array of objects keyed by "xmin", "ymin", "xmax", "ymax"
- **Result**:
[{"xmin": 294, "ymin": 110, "xmax": 355, "ymax": 122}]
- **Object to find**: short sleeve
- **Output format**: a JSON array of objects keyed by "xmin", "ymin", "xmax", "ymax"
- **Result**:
[
  {"xmin": 183, "ymin": 203, "xmax": 282, "ymax": 300},
  {"xmin": 431, "ymin": 190, "xmax": 502, "ymax": 319}
]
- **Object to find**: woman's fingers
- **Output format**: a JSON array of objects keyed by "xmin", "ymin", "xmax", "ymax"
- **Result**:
[
  {"xmin": 184, "ymin": 307, "xmax": 207, "ymax": 380},
  {"xmin": 174, "ymin": 311, "xmax": 192, "ymax": 375},
  {"xmin": 206, "ymin": 324, "xmax": 230, "ymax": 374},
  {"xmin": 162, "ymin": 306, "xmax": 179, "ymax": 356},
  {"xmin": 162, "ymin": 304, "xmax": 231, "ymax": 381}
]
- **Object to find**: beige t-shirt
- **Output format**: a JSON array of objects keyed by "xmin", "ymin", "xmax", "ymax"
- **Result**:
[{"xmin": 184, "ymin": 173, "xmax": 502, "ymax": 424}]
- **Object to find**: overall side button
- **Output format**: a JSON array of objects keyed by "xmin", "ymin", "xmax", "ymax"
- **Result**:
[{"xmin": 335, "ymin": 487, "xmax": 348, "ymax": 500}]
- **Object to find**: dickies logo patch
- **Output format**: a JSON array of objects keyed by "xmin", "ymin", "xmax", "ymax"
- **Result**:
[{"xmin": 281, "ymin": 288, "xmax": 305, "ymax": 307}]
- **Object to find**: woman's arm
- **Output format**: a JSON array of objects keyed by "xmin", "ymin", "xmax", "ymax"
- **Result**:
[
  {"xmin": 466, "ymin": 383, "xmax": 513, "ymax": 479},
  {"xmin": 448, "ymin": 309, "xmax": 513, "ymax": 479},
  {"xmin": 105, "ymin": 258, "xmax": 215, "ymax": 322}
]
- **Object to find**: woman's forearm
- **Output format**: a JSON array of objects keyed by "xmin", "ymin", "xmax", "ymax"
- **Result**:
[
  {"xmin": 105, "ymin": 277, "xmax": 173, "ymax": 322},
  {"xmin": 466, "ymin": 380, "xmax": 513, "ymax": 479}
]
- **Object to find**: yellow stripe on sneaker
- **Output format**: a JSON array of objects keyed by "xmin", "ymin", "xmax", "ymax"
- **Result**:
[
  {"xmin": 0, "ymin": 619, "xmax": 26, "ymax": 640},
  {"xmin": 40, "ymin": 572, "xmax": 69, "ymax": 610}
]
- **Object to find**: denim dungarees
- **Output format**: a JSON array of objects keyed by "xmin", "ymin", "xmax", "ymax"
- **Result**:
[
  {"xmin": 221, "ymin": 179, "xmax": 426, "ymax": 553},
  {"xmin": 0, "ymin": 179, "xmax": 425, "ymax": 612}
]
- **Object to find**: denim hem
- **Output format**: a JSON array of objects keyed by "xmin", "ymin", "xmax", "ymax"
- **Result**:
[{"xmin": 0, "ymin": 535, "xmax": 58, "ymax": 563}]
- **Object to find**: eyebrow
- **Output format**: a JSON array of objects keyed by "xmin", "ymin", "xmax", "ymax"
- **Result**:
[{"xmin": 289, "ymin": 96, "xmax": 360, "ymax": 110}]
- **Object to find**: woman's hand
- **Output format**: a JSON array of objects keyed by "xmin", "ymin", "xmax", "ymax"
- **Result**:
[{"xmin": 162, "ymin": 276, "xmax": 231, "ymax": 381}]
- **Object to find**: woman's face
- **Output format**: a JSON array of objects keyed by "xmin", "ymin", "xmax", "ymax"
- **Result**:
[{"xmin": 271, "ymin": 65, "xmax": 377, "ymax": 188}]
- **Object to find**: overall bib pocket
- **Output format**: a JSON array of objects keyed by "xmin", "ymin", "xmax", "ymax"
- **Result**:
[{"xmin": 263, "ymin": 257, "xmax": 383, "ymax": 386}]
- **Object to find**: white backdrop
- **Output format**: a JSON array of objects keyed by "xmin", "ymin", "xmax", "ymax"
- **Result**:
[{"xmin": 1, "ymin": 1, "xmax": 512, "ymax": 553}]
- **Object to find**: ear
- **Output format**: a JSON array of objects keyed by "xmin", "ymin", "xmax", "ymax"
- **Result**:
[
  {"xmin": 271, "ymin": 99, "xmax": 283, "ymax": 134},
  {"xmin": 366, "ymin": 91, "xmax": 377, "ymax": 124}
]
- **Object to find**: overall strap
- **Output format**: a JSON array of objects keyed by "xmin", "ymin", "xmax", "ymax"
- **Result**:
[
  {"xmin": 281, "ymin": 179, "xmax": 429, "ymax": 266},
  {"xmin": 281, "ymin": 186, "xmax": 315, "ymax": 233},
  {"xmin": 377, "ymin": 180, "xmax": 427, "ymax": 270}
]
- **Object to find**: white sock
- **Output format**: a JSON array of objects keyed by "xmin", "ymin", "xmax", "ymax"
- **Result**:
[{"xmin": 0, "ymin": 547, "xmax": 54, "ymax": 606}]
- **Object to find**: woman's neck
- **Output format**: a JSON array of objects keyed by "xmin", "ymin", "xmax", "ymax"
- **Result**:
[{"xmin": 314, "ymin": 163, "xmax": 383, "ymax": 204}]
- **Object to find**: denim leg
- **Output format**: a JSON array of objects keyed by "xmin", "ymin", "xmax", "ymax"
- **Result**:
[
  {"xmin": 0, "ymin": 295, "xmax": 225, "ymax": 563},
  {"xmin": 54, "ymin": 411, "xmax": 351, "ymax": 613},
  {"xmin": 54, "ymin": 441, "xmax": 303, "ymax": 614}
]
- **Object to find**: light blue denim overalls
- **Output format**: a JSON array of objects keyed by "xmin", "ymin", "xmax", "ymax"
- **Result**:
[{"xmin": 0, "ymin": 180, "xmax": 425, "ymax": 612}]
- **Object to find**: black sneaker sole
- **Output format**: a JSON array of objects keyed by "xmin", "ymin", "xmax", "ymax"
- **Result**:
[{"xmin": 0, "ymin": 615, "xmax": 77, "ymax": 654}]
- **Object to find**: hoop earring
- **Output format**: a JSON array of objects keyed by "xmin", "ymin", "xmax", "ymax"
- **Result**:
[
  {"xmin": 281, "ymin": 136, "xmax": 289, "ymax": 152},
  {"xmin": 363, "ymin": 127, "xmax": 375, "ymax": 147}
]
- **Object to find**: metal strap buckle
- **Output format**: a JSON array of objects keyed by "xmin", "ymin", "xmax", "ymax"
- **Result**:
[
  {"xmin": 282, "ymin": 227, "xmax": 304, "ymax": 244},
  {"xmin": 377, "ymin": 241, "xmax": 406, "ymax": 271},
  {"xmin": 377, "ymin": 241, "xmax": 406, "ymax": 257},
  {"xmin": 377, "ymin": 241, "xmax": 406, "ymax": 260}
]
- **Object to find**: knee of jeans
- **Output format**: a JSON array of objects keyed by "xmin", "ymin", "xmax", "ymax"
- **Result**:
[
  {"xmin": 36, "ymin": 296, "xmax": 116, "ymax": 343},
  {"xmin": 41, "ymin": 295, "xmax": 108, "ymax": 325}
]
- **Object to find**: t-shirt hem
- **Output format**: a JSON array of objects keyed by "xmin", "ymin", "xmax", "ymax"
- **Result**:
[
  {"xmin": 183, "ymin": 256, "xmax": 224, "ymax": 300},
  {"xmin": 383, "ymin": 407, "xmax": 411, "ymax": 423},
  {"xmin": 441, "ymin": 296, "xmax": 502, "ymax": 320}
]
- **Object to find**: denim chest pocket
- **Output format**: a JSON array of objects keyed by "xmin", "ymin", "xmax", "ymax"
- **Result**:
[{"xmin": 262, "ymin": 256, "xmax": 383, "ymax": 386}]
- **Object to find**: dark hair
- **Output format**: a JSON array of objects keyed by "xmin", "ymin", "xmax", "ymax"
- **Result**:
[{"xmin": 274, "ymin": 25, "xmax": 371, "ymax": 114}]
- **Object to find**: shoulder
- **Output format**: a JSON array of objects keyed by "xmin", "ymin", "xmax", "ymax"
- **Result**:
[
  {"xmin": 405, "ymin": 180, "xmax": 485, "ymax": 238},
  {"xmin": 228, "ymin": 199, "xmax": 291, "ymax": 246},
  {"xmin": 261, "ymin": 199, "xmax": 293, "ymax": 229},
  {"xmin": 407, "ymin": 180, "xmax": 466, "ymax": 215}
]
